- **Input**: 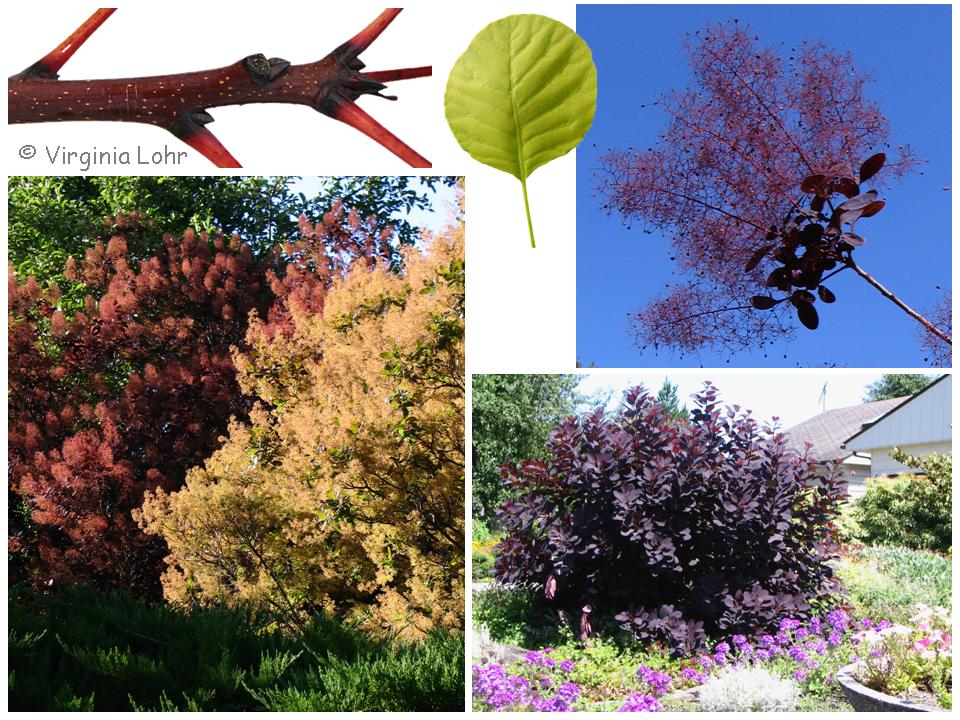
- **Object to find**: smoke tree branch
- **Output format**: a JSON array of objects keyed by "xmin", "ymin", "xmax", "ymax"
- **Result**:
[
  {"xmin": 596, "ymin": 21, "xmax": 947, "ymax": 362},
  {"xmin": 847, "ymin": 259, "xmax": 952, "ymax": 346},
  {"xmin": 8, "ymin": 8, "xmax": 431, "ymax": 168}
]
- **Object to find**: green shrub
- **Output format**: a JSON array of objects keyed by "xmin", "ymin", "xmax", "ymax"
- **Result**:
[
  {"xmin": 852, "ymin": 451, "xmax": 951, "ymax": 552},
  {"xmin": 832, "ymin": 502, "xmax": 864, "ymax": 546},
  {"xmin": 473, "ymin": 519, "xmax": 494, "ymax": 544},
  {"xmin": 472, "ymin": 585, "xmax": 567, "ymax": 648},
  {"xmin": 8, "ymin": 585, "xmax": 464, "ymax": 712},
  {"xmin": 837, "ymin": 546, "xmax": 951, "ymax": 623},
  {"xmin": 473, "ymin": 551, "xmax": 494, "ymax": 582}
]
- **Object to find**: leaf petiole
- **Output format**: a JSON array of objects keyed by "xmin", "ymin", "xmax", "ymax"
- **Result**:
[{"xmin": 521, "ymin": 177, "xmax": 535, "ymax": 248}]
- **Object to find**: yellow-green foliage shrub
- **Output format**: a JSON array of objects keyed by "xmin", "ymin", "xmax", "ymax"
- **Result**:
[
  {"xmin": 851, "ymin": 450, "xmax": 951, "ymax": 552},
  {"xmin": 138, "ymin": 209, "xmax": 464, "ymax": 639}
]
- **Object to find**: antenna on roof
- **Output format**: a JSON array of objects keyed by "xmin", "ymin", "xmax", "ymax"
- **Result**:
[{"xmin": 819, "ymin": 382, "xmax": 827, "ymax": 413}]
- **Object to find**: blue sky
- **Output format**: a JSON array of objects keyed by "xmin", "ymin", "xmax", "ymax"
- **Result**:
[
  {"xmin": 575, "ymin": 372, "xmax": 889, "ymax": 429},
  {"xmin": 576, "ymin": 4, "xmax": 951, "ymax": 368}
]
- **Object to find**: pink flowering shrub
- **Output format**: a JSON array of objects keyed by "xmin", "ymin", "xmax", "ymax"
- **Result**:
[{"xmin": 853, "ymin": 604, "xmax": 952, "ymax": 709}]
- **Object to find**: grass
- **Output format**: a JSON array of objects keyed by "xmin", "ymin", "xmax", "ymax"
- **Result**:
[{"xmin": 9, "ymin": 585, "xmax": 464, "ymax": 712}]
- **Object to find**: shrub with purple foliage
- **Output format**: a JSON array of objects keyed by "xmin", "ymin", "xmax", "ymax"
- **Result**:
[{"xmin": 494, "ymin": 383, "xmax": 847, "ymax": 650}]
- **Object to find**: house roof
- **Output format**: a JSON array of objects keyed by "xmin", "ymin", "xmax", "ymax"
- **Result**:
[
  {"xmin": 783, "ymin": 396, "xmax": 908, "ymax": 462},
  {"xmin": 841, "ymin": 374, "xmax": 949, "ymax": 448}
]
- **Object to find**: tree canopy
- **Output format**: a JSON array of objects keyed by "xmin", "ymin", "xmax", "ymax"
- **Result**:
[
  {"xmin": 472, "ymin": 375, "xmax": 583, "ymax": 522},
  {"xmin": 655, "ymin": 378, "xmax": 689, "ymax": 421},
  {"xmin": 863, "ymin": 374, "xmax": 935, "ymax": 402},
  {"xmin": 8, "ymin": 175, "xmax": 457, "ymax": 290}
]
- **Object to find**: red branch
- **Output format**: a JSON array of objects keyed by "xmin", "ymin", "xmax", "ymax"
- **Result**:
[
  {"xmin": 8, "ymin": 8, "xmax": 431, "ymax": 168},
  {"xmin": 30, "ymin": 8, "xmax": 116, "ymax": 78}
]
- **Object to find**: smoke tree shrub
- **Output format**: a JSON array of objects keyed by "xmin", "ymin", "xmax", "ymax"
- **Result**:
[
  {"xmin": 137, "ymin": 206, "xmax": 465, "ymax": 638},
  {"xmin": 9, "ymin": 205, "xmax": 390, "ymax": 594},
  {"xmin": 495, "ymin": 384, "xmax": 847, "ymax": 650}
]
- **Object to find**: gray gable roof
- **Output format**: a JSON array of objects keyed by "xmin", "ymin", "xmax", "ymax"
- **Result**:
[{"xmin": 783, "ymin": 397, "xmax": 908, "ymax": 462}]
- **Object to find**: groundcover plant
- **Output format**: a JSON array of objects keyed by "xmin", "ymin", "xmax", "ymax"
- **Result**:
[{"xmin": 8, "ymin": 177, "xmax": 465, "ymax": 711}]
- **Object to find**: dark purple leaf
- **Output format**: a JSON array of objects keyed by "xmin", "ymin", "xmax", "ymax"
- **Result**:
[
  {"xmin": 859, "ymin": 152, "xmax": 886, "ymax": 182},
  {"xmin": 800, "ymin": 173, "xmax": 827, "ymax": 195},
  {"xmin": 817, "ymin": 286, "xmax": 836, "ymax": 303},
  {"xmin": 751, "ymin": 295, "xmax": 777, "ymax": 310},
  {"xmin": 860, "ymin": 200, "xmax": 885, "ymax": 218},
  {"xmin": 833, "ymin": 177, "xmax": 860, "ymax": 198},
  {"xmin": 795, "ymin": 300, "xmax": 819, "ymax": 330}
]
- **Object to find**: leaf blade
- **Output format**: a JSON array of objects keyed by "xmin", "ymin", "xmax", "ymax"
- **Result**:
[{"xmin": 444, "ymin": 14, "xmax": 597, "ymax": 182}]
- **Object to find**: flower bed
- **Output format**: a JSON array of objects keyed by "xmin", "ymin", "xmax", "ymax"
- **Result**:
[
  {"xmin": 845, "ymin": 605, "xmax": 952, "ymax": 710},
  {"xmin": 473, "ymin": 605, "xmax": 952, "ymax": 712}
]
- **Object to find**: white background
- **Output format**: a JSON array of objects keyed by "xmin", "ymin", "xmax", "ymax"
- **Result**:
[
  {"xmin": 3, "ymin": 4, "xmax": 955, "ymax": 712},
  {"xmin": 5, "ymin": 0, "xmax": 578, "ymax": 374}
]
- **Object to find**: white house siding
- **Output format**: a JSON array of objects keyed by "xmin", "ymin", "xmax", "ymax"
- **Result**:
[
  {"xmin": 842, "ymin": 458, "xmax": 874, "ymax": 500},
  {"xmin": 845, "ymin": 376, "xmax": 952, "ymax": 452},
  {"xmin": 867, "ymin": 441, "xmax": 952, "ymax": 476}
]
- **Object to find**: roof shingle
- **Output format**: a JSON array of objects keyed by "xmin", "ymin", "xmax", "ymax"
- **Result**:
[{"xmin": 783, "ymin": 397, "xmax": 908, "ymax": 462}]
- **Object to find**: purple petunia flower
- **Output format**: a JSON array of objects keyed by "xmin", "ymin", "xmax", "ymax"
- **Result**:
[
  {"xmin": 637, "ymin": 666, "xmax": 673, "ymax": 695},
  {"xmin": 827, "ymin": 631, "xmax": 842, "ymax": 647},
  {"xmin": 559, "ymin": 659, "xmax": 575, "ymax": 674},
  {"xmin": 779, "ymin": 618, "xmax": 801, "ymax": 632},
  {"xmin": 618, "ymin": 693, "xmax": 663, "ymax": 712},
  {"xmin": 827, "ymin": 609, "xmax": 849, "ymax": 632},
  {"xmin": 794, "ymin": 669, "xmax": 808, "ymax": 682},
  {"xmin": 715, "ymin": 641, "xmax": 731, "ymax": 655},
  {"xmin": 524, "ymin": 650, "xmax": 545, "ymax": 666},
  {"xmin": 532, "ymin": 696, "xmax": 570, "ymax": 712},
  {"xmin": 557, "ymin": 681, "xmax": 580, "ymax": 703}
]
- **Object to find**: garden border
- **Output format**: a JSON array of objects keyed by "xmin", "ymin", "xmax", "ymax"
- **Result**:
[{"xmin": 837, "ymin": 663, "xmax": 944, "ymax": 712}]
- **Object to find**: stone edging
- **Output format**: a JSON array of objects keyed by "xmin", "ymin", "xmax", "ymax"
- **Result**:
[{"xmin": 836, "ymin": 662, "xmax": 944, "ymax": 712}]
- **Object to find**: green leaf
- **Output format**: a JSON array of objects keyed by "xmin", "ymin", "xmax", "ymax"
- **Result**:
[{"xmin": 444, "ymin": 14, "xmax": 597, "ymax": 248}]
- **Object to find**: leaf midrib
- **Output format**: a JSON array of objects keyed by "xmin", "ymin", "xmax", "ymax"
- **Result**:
[{"xmin": 507, "ymin": 18, "xmax": 527, "ymax": 182}]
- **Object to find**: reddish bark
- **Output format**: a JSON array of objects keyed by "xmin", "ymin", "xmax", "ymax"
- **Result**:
[{"xmin": 8, "ymin": 8, "xmax": 431, "ymax": 168}]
